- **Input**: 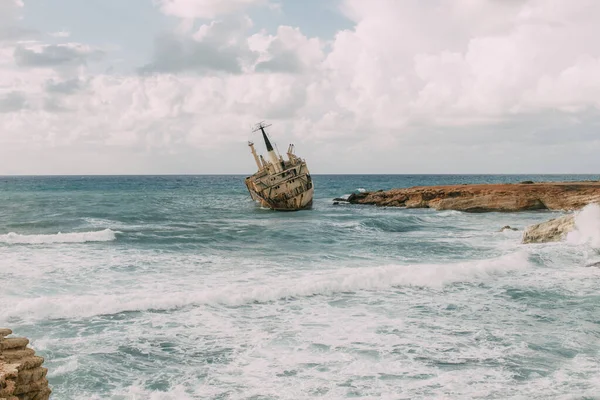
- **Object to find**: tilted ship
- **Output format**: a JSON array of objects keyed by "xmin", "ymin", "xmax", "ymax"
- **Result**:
[{"xmin": 244, "ymin": 122, "xmax": 314, "ymax": 211}]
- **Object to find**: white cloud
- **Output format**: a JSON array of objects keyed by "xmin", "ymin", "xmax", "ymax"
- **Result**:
[
  {"xmin": 250, "ymin": 26, "xmax": 324, "ymax": 73},
  {"xmin": 142, "ymin": 16, "xmax": 256, "ymax": 74},
  {"xmin": 0, "ymin": 0, "xmax": 37, "ymax": 42},
  {"xmin": 2, "ymin": 0, "xmax": 600, "ymax": 174},
  {"xmin": 50, "ymin": 30, "xmax": 71, "ymax": 38},
  {"xmin": 155, "ymin": 0, "xmax": 267, "ymax": 19}
]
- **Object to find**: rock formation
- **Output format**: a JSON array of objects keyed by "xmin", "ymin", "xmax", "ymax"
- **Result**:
[
  {"xmin": 586, "ymin": 261, "xmax": 600, "ymax": 268},
  {"xmin": 0, "ymin": 329, "xmax": 51, "ymax": 400},
  {"xmin": 521, "ymin": 214, "xmax": 575, "ymax": 244},
  {"xmin": 345, "ymin": 182, "xmax": 600, "ymax": 212}
]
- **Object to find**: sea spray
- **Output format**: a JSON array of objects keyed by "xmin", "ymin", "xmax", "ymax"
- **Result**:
[{"xmin": 566, "ymin": 203, "xmax": 600, "ymax": 248}]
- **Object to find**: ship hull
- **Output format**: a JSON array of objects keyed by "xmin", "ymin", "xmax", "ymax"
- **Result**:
[
  {"xmin": 247, "ymin": 186, "xmax": 314, "ymax": 211},
  {"xmin": 244, "ymin": 123, "xmax": 313, "ymax": 212}
]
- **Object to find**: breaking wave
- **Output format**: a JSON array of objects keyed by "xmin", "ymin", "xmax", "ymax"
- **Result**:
[
  {"xmin": 3, "ymin": 251, "xmax": 531, "ymax": 321},
  {"xmin": 0, "ymin": 229, "xmax": 118, "ymax": 244},
  {"xmin": 567, "ymin": 203, "xmax": 600, "ymax": 248}
]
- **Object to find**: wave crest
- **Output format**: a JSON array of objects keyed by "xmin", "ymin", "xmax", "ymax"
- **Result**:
[
  {"xmin": 567, "ymin": 203, "xmax": 600, "ymax": 248},
  {"xmin": 2, "ymin": 252, "xmax": 531, "ymax": 321},
  {"xmin": 0, "ymin": 229, "xmax": 117, "ymax": 244}
]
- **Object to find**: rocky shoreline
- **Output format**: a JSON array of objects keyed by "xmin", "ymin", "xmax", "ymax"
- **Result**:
[
  {"xmin": 0, "ymin": 329, "xmax": 51, "ymax": 400},
  {"xmin": 340, "ymin": 181, "xmax": 600, "ymax": 213},
  {"xmin": 335, "ymin": 181, "xmax": 600, "ymax": 244}
]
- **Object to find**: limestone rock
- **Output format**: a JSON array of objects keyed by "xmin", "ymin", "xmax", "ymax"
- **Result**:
[
  {"xmin": 345, "ymin": 182, "xmax": 600, "ymax": 212},
  {"xmin": 521, "ymin": 214, "xmax": 575, "ymax": 244},
  {"xmin": 0, "ymin": 330, "xmax": 51, "ymax": 400}
]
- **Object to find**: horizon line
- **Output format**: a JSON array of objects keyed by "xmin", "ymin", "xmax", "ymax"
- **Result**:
[{"xmin": 1, "ymin": 173, "xmax": 599, "ymax": 177}]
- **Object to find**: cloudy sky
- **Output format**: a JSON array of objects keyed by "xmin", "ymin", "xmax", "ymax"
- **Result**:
[{"xmin": 1, "ymin": 0, "xmax": 600, "ymax": 174}]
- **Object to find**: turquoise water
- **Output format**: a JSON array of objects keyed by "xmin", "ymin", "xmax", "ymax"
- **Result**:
[{"xmin": 1, "ymin": 175, "xmax": 599, "ymax": 399}]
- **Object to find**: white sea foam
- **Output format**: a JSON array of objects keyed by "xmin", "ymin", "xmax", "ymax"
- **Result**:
[
  {"xmin": 0, "ymin": 228, "xmax": 117, "ymax": 244},
  {"xmin": 357, "ymin": 188, "xmax": 367, "ymax": 193},
  {"xmin": 566, "ymin": 203, "xmax": 600, "ymax": 248},
  {"xmin": 2, "ymin": 251, "xmax": 531, "ymax": 321},
  {"xmin": 89, "ymin": 385, "xmax": 195, "ymax": 400}
]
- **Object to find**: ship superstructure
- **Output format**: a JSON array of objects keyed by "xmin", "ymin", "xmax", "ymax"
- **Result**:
[{"xmin": 244, "ymin": 122, "xmax": 314, "ymax": 211}]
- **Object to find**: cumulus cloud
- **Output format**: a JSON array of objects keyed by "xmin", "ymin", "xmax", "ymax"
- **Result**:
[
  {"xmin": 318, "ymin": 0, "xmax": 600, "ymax": 130},
  {"xmin": 2, "ymin": 0, "xmax": 600, "ymax": 174},
  {"xmin": 251, "ymin": 26, "xmax": 324, "ymax": 73},
  {"xmin": 141, "ymin": 17, "xmax": 256, "ymax": 74}
]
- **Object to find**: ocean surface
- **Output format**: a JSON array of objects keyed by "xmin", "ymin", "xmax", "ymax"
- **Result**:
[{"xmin": 1, "ymin": 174, "xmax": 600, "ymax": 400}]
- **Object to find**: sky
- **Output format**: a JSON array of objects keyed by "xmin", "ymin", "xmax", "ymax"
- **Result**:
[{"xmin": 1, "ymin": 0, "xmax": 600, "ymax": 175}]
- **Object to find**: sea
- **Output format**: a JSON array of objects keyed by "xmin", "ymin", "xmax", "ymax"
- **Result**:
[{"xmin": 1, "ymin": 174, "xmax": 599, "ymax": 400}]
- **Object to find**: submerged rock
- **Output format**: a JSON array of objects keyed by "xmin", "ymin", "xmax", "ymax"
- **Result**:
[
  {"xmin": 500, "ymin": 226, "xmax": 519, "ymax": 232},
  {"xmin": 0, "ymin": 329, "xmax": 51, "ymax": 400},
  {"xmin": 345, "ymin": 182, "xmax": 600, "ymax": 212},
  {"xmin": 521, "ymin": 214, "xmax": 575, "ymax": 244},
  {"xmin": 585, "ymin": 261, "xmax": 600, "ymax": 268}
]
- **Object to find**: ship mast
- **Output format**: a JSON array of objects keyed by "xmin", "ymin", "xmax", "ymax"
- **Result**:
[
  {"xmin": 248, "ymin": 141, "xmax": 262, "ymax": 171},
  {"xmin": 252, "ymin": 121, "xmax": 283, "ymax": 173}
]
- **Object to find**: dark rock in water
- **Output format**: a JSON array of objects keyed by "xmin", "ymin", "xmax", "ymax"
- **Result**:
[
  {"xmin": 585, "ymin": 261, "xmax": 600, "ymax": 268},
  {"xmin": 520, "ymin": 180, "xmax": 535, "ymax": 184},
  {"xmin": 347, "ymin": 192, "xmax": 370, "ymax": 203},
  {"xmin": 333, "ymin": 197, "xmax": 348, "ymax": 202},
  {"xmin": 333, "ymin": 201, "xmax": 340, "ymax": 205},
  {"xmin": 500, "ymin": 225, "xmax": 518, "ymax": 232}
]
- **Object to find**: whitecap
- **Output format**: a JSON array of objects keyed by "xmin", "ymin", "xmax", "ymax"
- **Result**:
[
  {"xmin": 2, "ymin": 251, "xmax": 532, "ymax": 321},
  {"xmin": 0, "ymin": 229, "xmax": 118, "ymax": 244}
]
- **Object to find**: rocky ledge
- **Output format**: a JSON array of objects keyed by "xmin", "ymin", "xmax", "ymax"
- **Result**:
[
  {"xmin": 522, "ymin": 214, "xmax": 575, "ymax": 244},
  {"xmin": 0, "ymin": 329, "xmax": 51, "ymax": 400},
  {"xmin": 344, "ymin": 181, "xmax": 600, "ymax": 212}
]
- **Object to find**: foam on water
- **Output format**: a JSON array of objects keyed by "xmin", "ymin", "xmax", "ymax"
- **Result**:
[
  {"xmin": 2, "ymin": 251, "xmax": 532, "ymax": 322},
  {"xmin": 0, "ymin": 228, "xmax": 117, "ymax": 244},
  {"xmin": 2, "ymin": 175, "xmax": 599, "ymax": 400},
  {"xmin": 566, "ymin": 203, "xmax": 600, "ymax": 248}
]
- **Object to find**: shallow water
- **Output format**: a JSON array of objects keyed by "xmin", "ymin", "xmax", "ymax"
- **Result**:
[{"xmin": 1, "ymin": 175, "xmax": 599, "ymax": 399}]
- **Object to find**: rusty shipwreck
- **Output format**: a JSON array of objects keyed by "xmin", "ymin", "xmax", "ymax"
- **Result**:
[{"xmin": 244, "ymin": 122, "xmax": 314, "ymax": 211}]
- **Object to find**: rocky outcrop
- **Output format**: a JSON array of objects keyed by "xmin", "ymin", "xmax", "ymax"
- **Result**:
[
  {"xmin": 0, "ymin": 329, "xmax": 51, "ymax": 400},
  {"xmin": 521, "ymin": 214, "xmax": 575, "ymax": 244},
  {"xmin": 346, "ymin": 182, "xmax": 600, "ymax": 212}
]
